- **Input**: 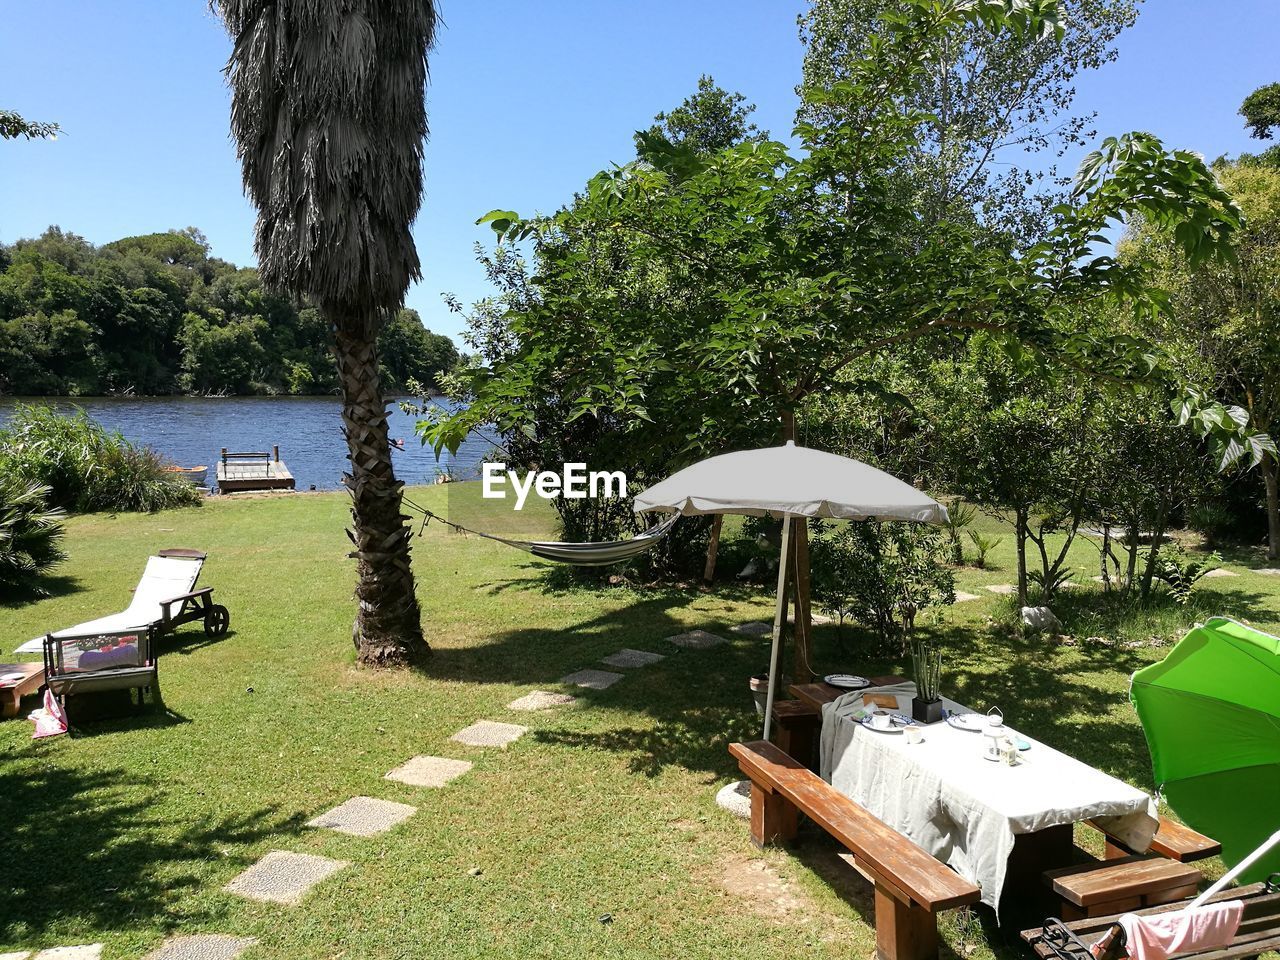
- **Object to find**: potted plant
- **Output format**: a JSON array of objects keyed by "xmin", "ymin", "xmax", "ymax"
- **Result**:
[{"xmin": 910, "ymin": 638, "xmax": 946, "ymax": 724}]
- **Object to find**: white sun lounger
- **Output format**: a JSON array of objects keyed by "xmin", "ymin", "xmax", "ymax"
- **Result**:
[{"xmin": 15, "ymin": 548, "xmax": 229, "ymax": 654}]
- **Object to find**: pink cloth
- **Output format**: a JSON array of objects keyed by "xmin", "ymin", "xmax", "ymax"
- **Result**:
[
  {"xmin": 1118, "ymin": 900, "xmax": 1244, "ymax": 960},
  {"xmin": 29, "ymin": 688, "xmax": 68, "ymax": 739}
]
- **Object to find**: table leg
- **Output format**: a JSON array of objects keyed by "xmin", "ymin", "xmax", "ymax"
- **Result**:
[{"xmin": 1002, "ymin": 823, "xmax": 1076, "ymax": 919}]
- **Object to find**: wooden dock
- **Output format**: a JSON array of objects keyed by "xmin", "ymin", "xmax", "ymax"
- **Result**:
[{"xmin": 216, "ymin": 446, "xmax": 295, "ymax": 494}]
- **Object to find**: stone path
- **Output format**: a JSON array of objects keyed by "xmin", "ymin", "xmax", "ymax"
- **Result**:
[
  {"xmin": 600, "ymin": 648, "xmax": 665, "ymax": 668},
  {"xmin": 307, "ymin": 796, "xmax": 417, "ymax": 837},
  {"xmin": 385, "ymin": 755, "xmax": 472, "ymax": 788},
  {"xmin": 1203, "ymin": 568, "xmax": 1239, "ymax": 578},
  {"xmin": 1, "ymin": 949, "xmax": 103, "ymax": 960},
  {"xmin": 1256, "ymin": 568, "xmax": 1280, "ymax": 576},
  {"xmin": 506, "ymin": 690, "xmax": 576, "ymax": 711},
  {"xmin": 952, "ymin": 591, "xmax": 980, "ymax": 603},
  {"xmin": 984, "ymin": 584, "xmax": 1015, "ymax": 595},
  {"xmin": 143, "ymin": 935, "xmax": 258, "ymax": 960},
  {"xmin": 666, "ymin": 629, "xmax": 728, "ymax": 649},
  {"xmin": 560, "ymin": 668, "xmax": 624, "ymax": 690},
  {"xmin": 730, "ymin": 621, "xmax": 772, "ymax": 636},
  {"xmin": 451, "ymin": 720, "xmax": 527, "ymax": 748},
  {"xmin": 224, "ymin": 851, "xmax": 348, "ymax": 905}
]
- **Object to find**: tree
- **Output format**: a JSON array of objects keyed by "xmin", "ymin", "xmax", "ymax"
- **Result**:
[
  {"xmin": 216, "ymin": 0, "xmax": 437, "ymax": 666},
  {"xmin": 378, "ymin": 308, "xmax": 459, "ymax": 392},
  {"xmin": 1241, "ymin": 82, "xmax": 1280, "ymax": 140},
  {"xmin": 635, "ymin": 75, "xmax": 768, "ymax": 156},
  {"xmin": 0, "ymin": 109, "xmax": 59, "ymax": 141},
  {"xmin": 798, "ymin": 0, "xmax": 1138, "ymax": 239},
  {"xmin": 1124, "ymin": 159, "xmax": 1280, "ymax": 557},
  {"xmin": 432, "ymin": 0, "xmax": 1242, "ymax": 668}
]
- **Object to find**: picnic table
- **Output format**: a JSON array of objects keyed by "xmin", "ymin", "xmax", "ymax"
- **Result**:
[{"xmin": 793, "ymin": 680, "xmax": 1159, "ymax": 919}]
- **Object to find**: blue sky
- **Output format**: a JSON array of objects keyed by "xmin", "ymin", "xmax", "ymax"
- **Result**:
[{"xmin": 2, "ymin": 1, "xmax": 1277, "ymax": 345}]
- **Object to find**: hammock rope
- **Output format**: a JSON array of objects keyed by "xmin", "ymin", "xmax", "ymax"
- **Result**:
[{"xmin": 402, "ymin": 497, "xmax": 680, "ymax": 567}]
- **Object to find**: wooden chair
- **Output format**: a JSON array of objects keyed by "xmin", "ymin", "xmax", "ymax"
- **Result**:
[{"xmin": 730, "ymin": 739, "xmax": 980, "ymax": 960}]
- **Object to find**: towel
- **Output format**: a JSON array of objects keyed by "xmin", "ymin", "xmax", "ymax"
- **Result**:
[{"xmin": 1118, "ymin": 900, "xmax": 1244, "ymax": 960}]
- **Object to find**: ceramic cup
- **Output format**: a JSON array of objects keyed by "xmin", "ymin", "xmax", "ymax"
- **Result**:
[
  {"xmin": 869, "ymin": 711, "xmax": 892, "ymax": 730},
  {"xmin": 903, "ymin": 725, "xmax": 924, "ymax": 745}
]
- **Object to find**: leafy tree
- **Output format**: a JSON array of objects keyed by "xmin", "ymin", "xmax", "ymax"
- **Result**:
[
  {"xmin": 378, "ymin": 308, "xmax": 459, "ymax": 392},
  {"xmin": 0, "ymin": 109, "xmax": 59, "ymax": 141},
  {"xmin": 635, "ymin": 75, "xmax": 767, "ymax": 156},
  {"xmin": 1241, "ymin": 82, "xmax": 1280, "ymax": 140},
  {"xmin": 1124, "ymin": 158, "xmax": 1280, "ymax": 557},
  {"xmin": 798, "ymin": 0, "xmax": 1139, "ymax": 239},
  {"xmin": 216, "ymin": 0, "xmax": 437, "ymax": 666}
]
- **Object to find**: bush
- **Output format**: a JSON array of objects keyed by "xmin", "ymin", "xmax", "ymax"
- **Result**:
[
  {"xmin": 0, "ymin": 404, "xmax": 202, "ymax": 513},
  {"xmin": 0, "ymin": 476, "xmax": 66, "ymax": 597},
  {"xmin": 810, "ymin": 521, "xmax": 955, "ymax": 650},
  {"xmin": 1151, "ymin": 544, "xmax": 1220, "ymax": 605}
]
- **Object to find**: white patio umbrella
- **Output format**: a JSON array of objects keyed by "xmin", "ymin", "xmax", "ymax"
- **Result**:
[{"xmin": 634, "ymin": 440, "xmax": 948, "ymax": 737}]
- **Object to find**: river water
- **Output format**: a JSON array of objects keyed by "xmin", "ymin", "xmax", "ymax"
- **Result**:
[{"xmin": 0, "ymin": 396, "xmax": 494, "ymax": 491}]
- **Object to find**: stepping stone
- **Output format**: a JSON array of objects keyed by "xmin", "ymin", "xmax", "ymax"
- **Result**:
[
  {"xmin": 715, "ymin": 780, "xmax": 751, "ymax": 820},
  {"xmin": 0, "ymin": 953, "xmax": 28, "ymax": 960},
  {"xmin": 1203, "ymin": 568, "xmax": 1239, "ymax": 578},
  {"xmin": 33, "ymin": 950, "xmax": 102, "ymax": 960},
  {"xmin": 952, "ymin": 591, "xmax": 980, "ymax": 603},
  {"xmin": 984, "ymin": 584, "xmax": 1015, "ymax": 595},
  {"xmin": 665, "ymin": 629, "xmax": 728, "ymax": 650},
  {"xmin": 560, "ymin": 668, "xmax": 624, "ymax": 690},
  {"xmin": 144, "ymin": 935, "xmax": 259, "ymax": 960},
  {"xmin": 810, "ymin": 613, "xmax": 833, "ymax": 625},
  {"xmin": 307, "ymin": 796, "xmax": 417, "ymax": 837},
  {"xmin": 730, "ymin": 621, "xmax": 772, "ymax": 636},
  {"xmin": 385, "ymin": 755, "xmax": 472, "ymax": 788},
  {"xmin": 1255, "ymin": 568, "xmax": 1280, "ymax": 576},
  {"xmin": 600, "ymin": 648, "xmax": 665, "ymax": 669},
  {"xmin": 224, "ymin": 850, "xmax": 347, "ymax": 905},
  {"xmin": 506, "ymin": 690, "xmax": 577, "ymax": 711},
  {"xmin": 451, "ymin": 720, "xmax": 527, "ymax": 748}
]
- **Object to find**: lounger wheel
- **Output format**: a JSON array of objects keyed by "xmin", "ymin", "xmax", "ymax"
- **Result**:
[{"xmin": 205, "ymin": 605, "xmax": 230, "ymax": 637}]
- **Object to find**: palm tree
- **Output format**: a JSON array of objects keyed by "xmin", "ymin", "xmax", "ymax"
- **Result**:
[{"xmin": 216, "ymin": 0, "xmax": 437, "ymax": 665}]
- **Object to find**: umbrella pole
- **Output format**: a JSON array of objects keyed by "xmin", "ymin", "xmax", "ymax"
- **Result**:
[{"xmin": 762, "ymin": 514, "xmax": 793, "ymax": 740}]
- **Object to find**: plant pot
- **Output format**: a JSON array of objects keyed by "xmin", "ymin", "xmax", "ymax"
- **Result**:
[
  {"xmin": 749, "ymin": 672, "xmax": 791, "ymax": 717},
  {"xmin": 749, "ymin": 673, "xmax": 770, "ymax": 716},
  {"xmin": 911, "ymin": 697, "xmax": 946, "ymax": 725}
]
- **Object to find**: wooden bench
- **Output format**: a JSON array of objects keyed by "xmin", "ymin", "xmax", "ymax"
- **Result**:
[
  {"xmin": 1023, "ymin": 880, "xmax": 1280, "ymax": 960},
  {"xmin": 1086, "ymin": 815, "xmax": 1222, "ymax": 863},
  {"xmin": 730, "ymin": 740, "xmax": 980, "ymax": 960},
  {"xmin": 1043, "ymin": 854, "xmax": 1203, "ymax": 920}
]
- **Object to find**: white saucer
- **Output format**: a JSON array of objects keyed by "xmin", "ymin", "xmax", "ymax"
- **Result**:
[{"xmin": 824, "ymin": 674, "xmax": 870, "ymax": 690}]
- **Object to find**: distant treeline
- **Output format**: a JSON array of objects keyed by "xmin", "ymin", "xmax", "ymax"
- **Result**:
[{"xmin": 0, "ymin": 227, "xmax": 459, "ymax": 397}]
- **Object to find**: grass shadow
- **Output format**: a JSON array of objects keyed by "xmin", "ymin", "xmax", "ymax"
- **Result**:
[
  {"xmin": 0, "ymin": 574, "xmax": 85, "ymax": 610},
  {"xmin": 0, "ymin": 762, "xmax": 303, "ymax": 943}
]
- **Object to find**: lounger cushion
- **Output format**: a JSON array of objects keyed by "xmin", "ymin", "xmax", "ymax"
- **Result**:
[{"xmin": 15, "ymin": 554, "xmax": 203, "ymax": 653}]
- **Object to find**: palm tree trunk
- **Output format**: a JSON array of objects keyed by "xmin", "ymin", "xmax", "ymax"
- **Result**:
[{"xmin": 334, "ymin": 324, "xmax": 427, "ymax": 666}]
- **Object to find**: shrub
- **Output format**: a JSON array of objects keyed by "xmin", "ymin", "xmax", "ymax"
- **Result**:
[
  {"xmin": 811, "ymin": 521, "xmax": 955, "ymax": 650},
  {"xmin": 0, "ymin": 404, "xmax": 202, "ymax": 513},
  {"xmin": 966, "ymin": 529, "xmax": 1001, "ymax": 569},
  {"xmin": 0, "ymin": 476, "xmax": 66, "ymax": 597},
  {"xmin": 1151, "ymin": 545, "xmax": 1220, "ymax": 605}
]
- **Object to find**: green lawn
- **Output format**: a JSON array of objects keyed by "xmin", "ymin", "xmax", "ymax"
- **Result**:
[{"xmin": 2, "ymin": 492, "xmax": 1277, "ymax": 959}]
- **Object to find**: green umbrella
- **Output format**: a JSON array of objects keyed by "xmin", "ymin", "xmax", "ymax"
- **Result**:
[{"xmin": 1131, "ymin": 616, "xmax": 1280, "ymax": 882}]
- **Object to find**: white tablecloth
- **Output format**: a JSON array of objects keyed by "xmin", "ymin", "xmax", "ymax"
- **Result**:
[{"xmin": 819, "ymin": 683, "xmax": 1158, "ymax": 912}]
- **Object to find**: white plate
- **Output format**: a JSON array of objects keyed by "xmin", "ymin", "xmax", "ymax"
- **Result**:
[
  {"xmin": 945, "ymin": 712, "xmax": 987, "ymax": 732},
  {"xmin": 1, "ymin": 672, "xmax": 27, "ymax": 683},
  {"xmin": 824, "ymin": 674, "xmax": 870, "ymax": 690},
  {"xmin": 857, "ymin": 714, "xmax": 916, "ymax": 734}
]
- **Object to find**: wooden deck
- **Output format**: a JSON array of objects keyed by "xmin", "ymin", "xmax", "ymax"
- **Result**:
[{"xmin": 216, "ymin": 447, "xmax": 296, "ymax": 493}]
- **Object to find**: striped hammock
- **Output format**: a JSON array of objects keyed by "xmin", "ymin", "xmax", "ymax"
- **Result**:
[{"xmin": 416, "ymin": 509, "xmax": 680, "ymax": 567}]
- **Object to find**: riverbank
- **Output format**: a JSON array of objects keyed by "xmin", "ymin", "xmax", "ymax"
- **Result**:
[{"xmin": 3, "ymin": 491, "xmax": 1273, "ymax": 958}]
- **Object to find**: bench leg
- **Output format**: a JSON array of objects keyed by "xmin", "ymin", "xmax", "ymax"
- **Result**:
[
  {"xmin": 749, "ymin": 782, "xmax": 797, "ymax": 847},
  {"xmin": 874, "ymin": 885, "xmax": 939, "ymax": 960}
]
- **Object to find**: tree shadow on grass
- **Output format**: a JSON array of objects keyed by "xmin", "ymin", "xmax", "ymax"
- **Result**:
[
  {"xmin": 0, "ymin": 573, "xmax": 85, "ymax": 610},
  {"xmin": 0, "ymin": 762, "xmax": 303, "ymax": 945}
]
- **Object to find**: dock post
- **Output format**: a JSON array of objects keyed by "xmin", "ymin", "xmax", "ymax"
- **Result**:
[
  {"xmin": 273, "ymin": 444, "xmax": 279, "ymax": 463},
  {"xmin": 221, "ymin": 447, "xmax": 227, "ymax": 465}
]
